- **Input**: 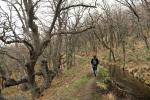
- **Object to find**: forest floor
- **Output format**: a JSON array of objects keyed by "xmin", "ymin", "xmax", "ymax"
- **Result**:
[
  {"xmin": 2, "ymin": 55, "xmax": 112, "ymax": 100},
  {"xmin": 38, "ymin": 55, "xmax": 107, "ymax": 100},
  {"xmin": 38, "ymin": 54, "xmax": 119, "ymax": 100},
  {"xmin": 1, "ymin": 37, "xmax": 150, "ymax": 100},
  {"xmin": 3, "ymin": 38, "xmax": 150, "ymax": 100},
  {"xmin": 76, "ymin": 77, "xmax": 98, "ymax": 100}
]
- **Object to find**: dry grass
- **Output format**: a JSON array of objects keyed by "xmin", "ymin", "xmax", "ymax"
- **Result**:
[
  {"xmin": 39, "ymin": 56, "xmax": 90, "ymax": 100},
  {"xmin": 98, "ymin": 37, "xmax": 150, "ymax": 86},
  {"xmin": 102, "ymin": 93, "xmax": 116, "ymax": 100},
  {"xmin": 2, "ymin": 56, "xmax": 90, "ymax": 100}
]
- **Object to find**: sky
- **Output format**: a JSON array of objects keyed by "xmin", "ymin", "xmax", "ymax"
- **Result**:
[
  {"xmin": 0, "ymin": 0, "xmax": 122, "ymax": 47},
  {"xmin": 0, "ymin": 0, "xmax": 117, "ymax": 36}
]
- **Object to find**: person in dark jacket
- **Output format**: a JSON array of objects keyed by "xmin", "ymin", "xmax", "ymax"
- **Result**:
[{"xmin": 91, "ymin": 55, "xmax": 99, "ymax": 77}]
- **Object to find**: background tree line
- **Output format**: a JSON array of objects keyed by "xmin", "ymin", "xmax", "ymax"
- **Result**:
[{"xmin": 0, "ymin": 0, "xmax": 150, "ymax": 99}]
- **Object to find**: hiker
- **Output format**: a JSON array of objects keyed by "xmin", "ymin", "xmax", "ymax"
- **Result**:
[{"xmin": 91, "ymin": 55, "xmax": 99, "ymax": 77}]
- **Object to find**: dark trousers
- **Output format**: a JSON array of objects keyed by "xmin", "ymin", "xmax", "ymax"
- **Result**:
[{"xmin": 92, "ymin": 65, "xmax": 97, "ymax": 77}]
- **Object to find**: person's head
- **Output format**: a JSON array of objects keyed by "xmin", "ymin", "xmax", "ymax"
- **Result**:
[{"xmin": 93, "ymin": 55, "xmax": 97, "ymax": 58}]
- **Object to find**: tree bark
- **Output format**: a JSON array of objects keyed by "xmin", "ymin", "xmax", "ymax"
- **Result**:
[{"xmin": 25, "ymin": 56, "xmax": 39, "ymax": 98}]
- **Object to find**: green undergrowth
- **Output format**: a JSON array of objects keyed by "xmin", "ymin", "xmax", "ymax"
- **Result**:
[
  {"xmin": 96, "ymin": 66, "xmax": 110, "ymax": 92},
  {"xmin": 61, "ymin": 56, "xmax": 89, "ymax": 99},
  {"xmin": 63, "ymin": 56, "xmax": 89, "ymax": 77},
  {"xmin": 77, "ymin": 56, "xmax": 89, "ymax": 65},
  {"xmin": 51, "ymin": 56, "xmax": 90, "ymax": 100},
  {"xmin": 71, "ymin": 75, "xmax": 89, "ymax": 89},
  {"xmin": 146, "ymin": 48, "xmax": 150, "ymax": 61},
  {"xmin": 64, "ymin": 75, "xmax": 89, "ymax": 92},
  {"xmin": 62, "ymin": 75, "xmax": 89, "ymax": 100}
]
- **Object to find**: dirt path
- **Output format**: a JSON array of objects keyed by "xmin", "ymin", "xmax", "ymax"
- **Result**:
[{"xmin": 76, "ymin": 74, "xmax": 101, "ymax": 100}]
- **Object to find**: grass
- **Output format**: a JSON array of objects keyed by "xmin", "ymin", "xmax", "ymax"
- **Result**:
[
  {"xmin": 96, "ymin": 66, "xmax": 117, "ymax": 100},
  {"xmin": 77, "ymin": 55, "xmax": 89, "ymax": 65},
  {"xmin": 98, "ymin": 67, "xmax": 110, "ymax": 81},
  {"xmin": 96, "ymin": 81, "xmax": 107, "ymax": 90},
  {"xmin": 61, "ymin": 75, "xmax": 89, "ymax": 100},
  {"xmin": 146, "ymin": 57, "xmax": 150, "ymax": 61},
  {"xmin": 96, "ymin": 66, "xmax": 110, "ymax": 92},
  {"xmin": 63, "ymin": 75, "xmax": 88, "ymax": 92},
  {"xmin": 145, "ymin": 79, "xmax": 150, "ymax": 85},
  {"xmin": 41, "ymin": 55, "xmax": 90, "ymax": 100},
  {"xmin": 2, "ymin": 86, "xmax": 31, "ymax": 100},
  {"xmin": 71, "ymin": 75, "xmax": 89, "ymax": 89},
  {"xmin": 55, "ymin": 56, "xmax": 89, "ymax": 100},
  {"xmin": 102, "ymin": 93, "xmax": 116, "ymax": 100}
]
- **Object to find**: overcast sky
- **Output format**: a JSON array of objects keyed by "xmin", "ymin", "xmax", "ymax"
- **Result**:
[{"xmin": 0, "ymin": 0, "xmax": 117, "ymax": 35}]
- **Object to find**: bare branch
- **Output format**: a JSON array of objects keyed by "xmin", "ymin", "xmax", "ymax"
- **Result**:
[
  {"xmin": 0, "ymin": 50, "xmax": 20, "ymax": 62},
  {"xmin": 115, "ymin": 0, "xmax": 140, "ymax": 21},
  {"xmin": 60, "ymin": 4, "xmax": 96, "ymax": 11},
  {"xmin": 48, "ymin": 0, "xmax": 63, "ymax": 34},
  {"xmin": 41, "ymin": 26, "xmax": 94, "ymax": 52},
  {"xmin": 0, "ymin": 36, "xmax": 34, "ymax": 51},
  {"xmin": 51, "ymin": 26, "xmax": 95, "ymax": 36},
  {"xmin": 33, "ymin": 0, "xmax": 42, "ymax": 7},
  {"xmin": 5, "ymin": 78, "xmax": 28, "ymax": 87}
]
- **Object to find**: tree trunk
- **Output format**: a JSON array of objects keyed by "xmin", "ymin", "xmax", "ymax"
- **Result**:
[
  {"xmin": 52, "ymin": 34, "xmax": 62, "ymax": 74},
  {"xmin": 25, "ymin": 60, "xmax": 39, "ymax": 99},
  {"xmin": 122, "ymin": 41, "xmax": 126, "ymax": 71},
  {"xmin": 109, "ymin": 49, "xmax": 116, "ymax": 62}
]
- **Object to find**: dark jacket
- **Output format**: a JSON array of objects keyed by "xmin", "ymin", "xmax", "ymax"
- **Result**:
[{"xmin": 91, "ymin": 58, "xmax": 99, "ymax": 66}]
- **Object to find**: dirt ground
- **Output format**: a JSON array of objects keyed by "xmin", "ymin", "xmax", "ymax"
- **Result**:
[{"xmin": 76, "ymin": 76, "xmax": 101, "ymax": 100}]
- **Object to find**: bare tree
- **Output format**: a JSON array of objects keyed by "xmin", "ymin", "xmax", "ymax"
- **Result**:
[
  {"xmin": 0, "ymin": 0, "xmax": 96, "ymax": 98},
  {"xmin": 115, "ymin": 0, "xmax": 150, "ymax": 49}
]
